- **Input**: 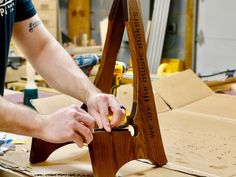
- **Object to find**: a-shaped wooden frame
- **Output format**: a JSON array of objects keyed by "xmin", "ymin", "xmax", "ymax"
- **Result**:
[{"xmin": 30, "ymin": 0, "xmax": 167, "ymax": 176}]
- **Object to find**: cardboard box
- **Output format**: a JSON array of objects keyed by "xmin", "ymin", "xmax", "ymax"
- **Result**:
[
  {"xmin": 156, "ymin": 69, "xmax": 236, "ymax": 120},
  {"xmin": 155, "ymin": 69, "xmax": 236, "ymax": 177},
  {"xmin": 1, "ymin": 69, "xmax": 236, "ymax": 177},
  {"xmin": 117, "ymin": 70, "xmax": 236, "ymax": 176}
]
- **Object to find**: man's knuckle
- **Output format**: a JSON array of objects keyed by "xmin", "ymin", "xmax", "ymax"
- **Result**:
[
  {"xmin": 122, "ymin": 110, "xmax": 126, "ymax": 116},
  {"xmin": 108, "ymin": 94, "xmax": 114, "ymax": 98},
  {"xmin": 88, "ymin": 136, "xmax": 93, "ymax": 144},
  {"xmin": 67, "ymin": 109, "xmax": 76, "ymax": 116},
  {"xmin": 103, "ymin": 121, "xmax": 110, "ymax": 126},
  {"xmin": 100, "ymin": 94, "xmax": 107, "ymax": 101},
  {"xmin": 67, "ymin": 131, "xmax": 75, "ymax": 138},
  {"xmin": 90, "ymin": 118, "xmax": 96, "ymax": 125},
  {"xmin": 84, "ymin": 128, "xmax": 91, "ymax": 136},
  {"xmin": 70, "ymin": 104, "xmax": 77, "ymax": 109},
  {"xmin": 68, "ymin": 120, "xmax": 76, "ymax": 128}
]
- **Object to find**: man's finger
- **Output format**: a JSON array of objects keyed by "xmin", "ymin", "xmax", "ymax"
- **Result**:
[
  {"xmin": 89, "ymin": 109, "xmax": 103, "ymax": 129},
  {"xmin": 73, "ymin": 111, "xmax": 95, "ymax": 132},
  {"xmin": 72, "ymin": 133, "xmax": 84, "ymax": 148},
  {"xmin": 72, "ymin": 121, "xmax": 93, "ymax": 144},
  {"xmin": 70, "ymin": 104, "xmax": 88, "ymax": 114},
  {"xmin": 108, "ymin": 97, "xmax": 126, "ymax": 127},
  {"xmin": 97, "ymin": 101, "xmax": 111, "ymax": 132}
]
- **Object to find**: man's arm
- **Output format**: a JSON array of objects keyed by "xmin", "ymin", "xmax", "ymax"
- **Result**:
[
  {"xmin": 0, "ymin": 96, "xmax": 94, "ymax": 147},
  {"xmin": 13, "ymin": 14, "xmax": 125, "ymax": 131},
  {"xmin": 13, "ymin": 15, "xmax": 96, "ymax": 104}
]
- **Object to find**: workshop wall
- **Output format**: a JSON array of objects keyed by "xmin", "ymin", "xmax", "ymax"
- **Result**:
[
  {"xmin": 90, "ymin": 0, "xmax": 151, "ymax": 64},
  {"xmin": 90, "ymin": 0, "xmax": 150, "ymax": 44},
  {"xmin": 57, "ymin": 1, "xmax": 189, "ymax": 62},
  {"xmin": 59, "ymin": 0, "xmax": 150, "ymax": 43}
]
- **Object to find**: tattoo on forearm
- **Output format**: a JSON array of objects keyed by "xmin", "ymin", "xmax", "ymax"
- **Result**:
[{"xmin": 29, "ymin": 21, "xmax": 41, "ymax": 33}]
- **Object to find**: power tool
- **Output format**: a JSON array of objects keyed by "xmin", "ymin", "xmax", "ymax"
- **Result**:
[
  {"xmin": 110, "ymin": 61, "xmax": 129, "ymax": 127},
  {"xmin": 112, "ymin": 61, "xmax": 128, "ymax": 96},
  {"xmin": 74, "ymin": 55, "xmax": 129, "ymax": 126},
  {"xmin": 73, "ymin": 54, "xmax": 101, "ymax": 76}
]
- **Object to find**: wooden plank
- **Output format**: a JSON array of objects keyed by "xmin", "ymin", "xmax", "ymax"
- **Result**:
[
  {"xmin": 68, "ymin": 0, "xmax": 91, "ymax": 40},
  {"xmin": 205, "ymin": 77, "xmax": 236, "ymax": 91},
  {"xmin": 184, "ymin": 0, "xmax": 194, "ymax": 69}
]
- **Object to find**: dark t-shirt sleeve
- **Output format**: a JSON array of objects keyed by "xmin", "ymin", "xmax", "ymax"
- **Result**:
[{"xmin": 15, "ymin": 0, "xmax": 37, "ymax": 22}]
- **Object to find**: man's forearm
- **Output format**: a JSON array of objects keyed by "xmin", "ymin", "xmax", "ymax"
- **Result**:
[
  {"xmin": 13, "ymin": 15, "xmax": 100, "ymax": 104},
  {"xmin": 0, "ymin": 96, "xmax": 42, "ymax": 137},
  {"xmin": 0, "ymin": 96, "xmax": 95, "ymax": 144},
  {"xmin": 12, "ymin": 15, "xmax": 125, "ymax": 132},
  {"xmin": 29, "ymin": 38, "xmax": 100, "ymax": 104}
]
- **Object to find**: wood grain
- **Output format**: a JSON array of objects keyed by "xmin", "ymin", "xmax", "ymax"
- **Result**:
[
  {"xmin": 30, "ymin": 1, "xmax": 167, "ymax": 176},
  {"xmin": 89, "ymin": 0, "xmax": 167, "ymax": 176}
]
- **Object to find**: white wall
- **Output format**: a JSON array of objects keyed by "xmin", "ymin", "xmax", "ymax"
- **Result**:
[{"xmin": 196, "ymin": 0, "xmax": 236, "ymax": 80}]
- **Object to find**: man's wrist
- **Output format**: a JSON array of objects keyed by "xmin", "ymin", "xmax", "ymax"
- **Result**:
[
  {"xmin": 83, "ymin": 87, "xmax": 101, "ymax": 105},
  {"xmin": 30, "ymin": 114, "xmax": 45, "ymax": 139}
]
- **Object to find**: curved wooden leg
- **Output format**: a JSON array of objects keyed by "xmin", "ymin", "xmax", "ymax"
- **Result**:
[
  {"xmin": 30, "ymin": 138, "xmax": 70, "ymax": 164},
  {"xmin": 88, "ymin": 130, "xmax": 135, "ymax": 177}
]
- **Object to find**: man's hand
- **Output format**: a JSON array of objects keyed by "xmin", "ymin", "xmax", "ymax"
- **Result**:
[
  {"xmin": 12, "ymin": 14, "xmax": 125, "ymax": 134},
  {"xmin": 86, "ymin": 93, "xmax": 126, "ymax": 132},
  {"xmin": 38, "ymin": 105, "xmax": 95, "ymax": 147}
]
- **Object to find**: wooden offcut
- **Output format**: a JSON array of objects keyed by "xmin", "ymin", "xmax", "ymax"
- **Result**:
[
  {"xmin": 184, "ymin": 0, "xmax": 194, "ymax": 69},
  {"xmin": 68, "ymin": 0, "xmax": 90, "ymax": 40}
]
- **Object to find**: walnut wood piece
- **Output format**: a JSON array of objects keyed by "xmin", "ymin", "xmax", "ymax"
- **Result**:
[{"xmin": 30, "ymin": 0, "xmax": 167, "ymax": 176}]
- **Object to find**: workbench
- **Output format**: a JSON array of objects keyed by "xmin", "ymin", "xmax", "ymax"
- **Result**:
[
  {"xmin": 1, "ymin": 70, "xmax": 236, "ymax": 177},
  {"xmin": 0, "ymin": 139, "xmax": 195, "ymax": 177},
  {"xmin": 0, "ymin": 105, "xmax": 235, "ymax": 177}
]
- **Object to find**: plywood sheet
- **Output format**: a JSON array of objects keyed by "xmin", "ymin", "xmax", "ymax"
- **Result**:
[{"xmin": 156, "ymin": 69, "xmax": 214, "ymax": 109}]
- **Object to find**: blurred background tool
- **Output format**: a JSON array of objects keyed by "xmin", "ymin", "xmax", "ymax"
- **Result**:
[
  {"xmin": 74, "ymin": 55, "xmax": 129, "ymax": 126},
  {"xmin": 112, "ymin": 61, "xmax": 128, "ymax": 96},
  {"xmin": 73, "ymin": 54, "xmax": 101, "ymax": 76},
  {"xmin": 7, "ymin": 56, "xmax": 24, "ymax": 70},
  {"xmin": 23, "ymin": 61, "xmax": 38, "ymax": 108},
  {"xmin": 157, "ymin": 58, "xmax": 184, "ymax": 76},
  {"xmin": 109, "ymin": 61, "xmax": 129, "ymax": 128}
]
